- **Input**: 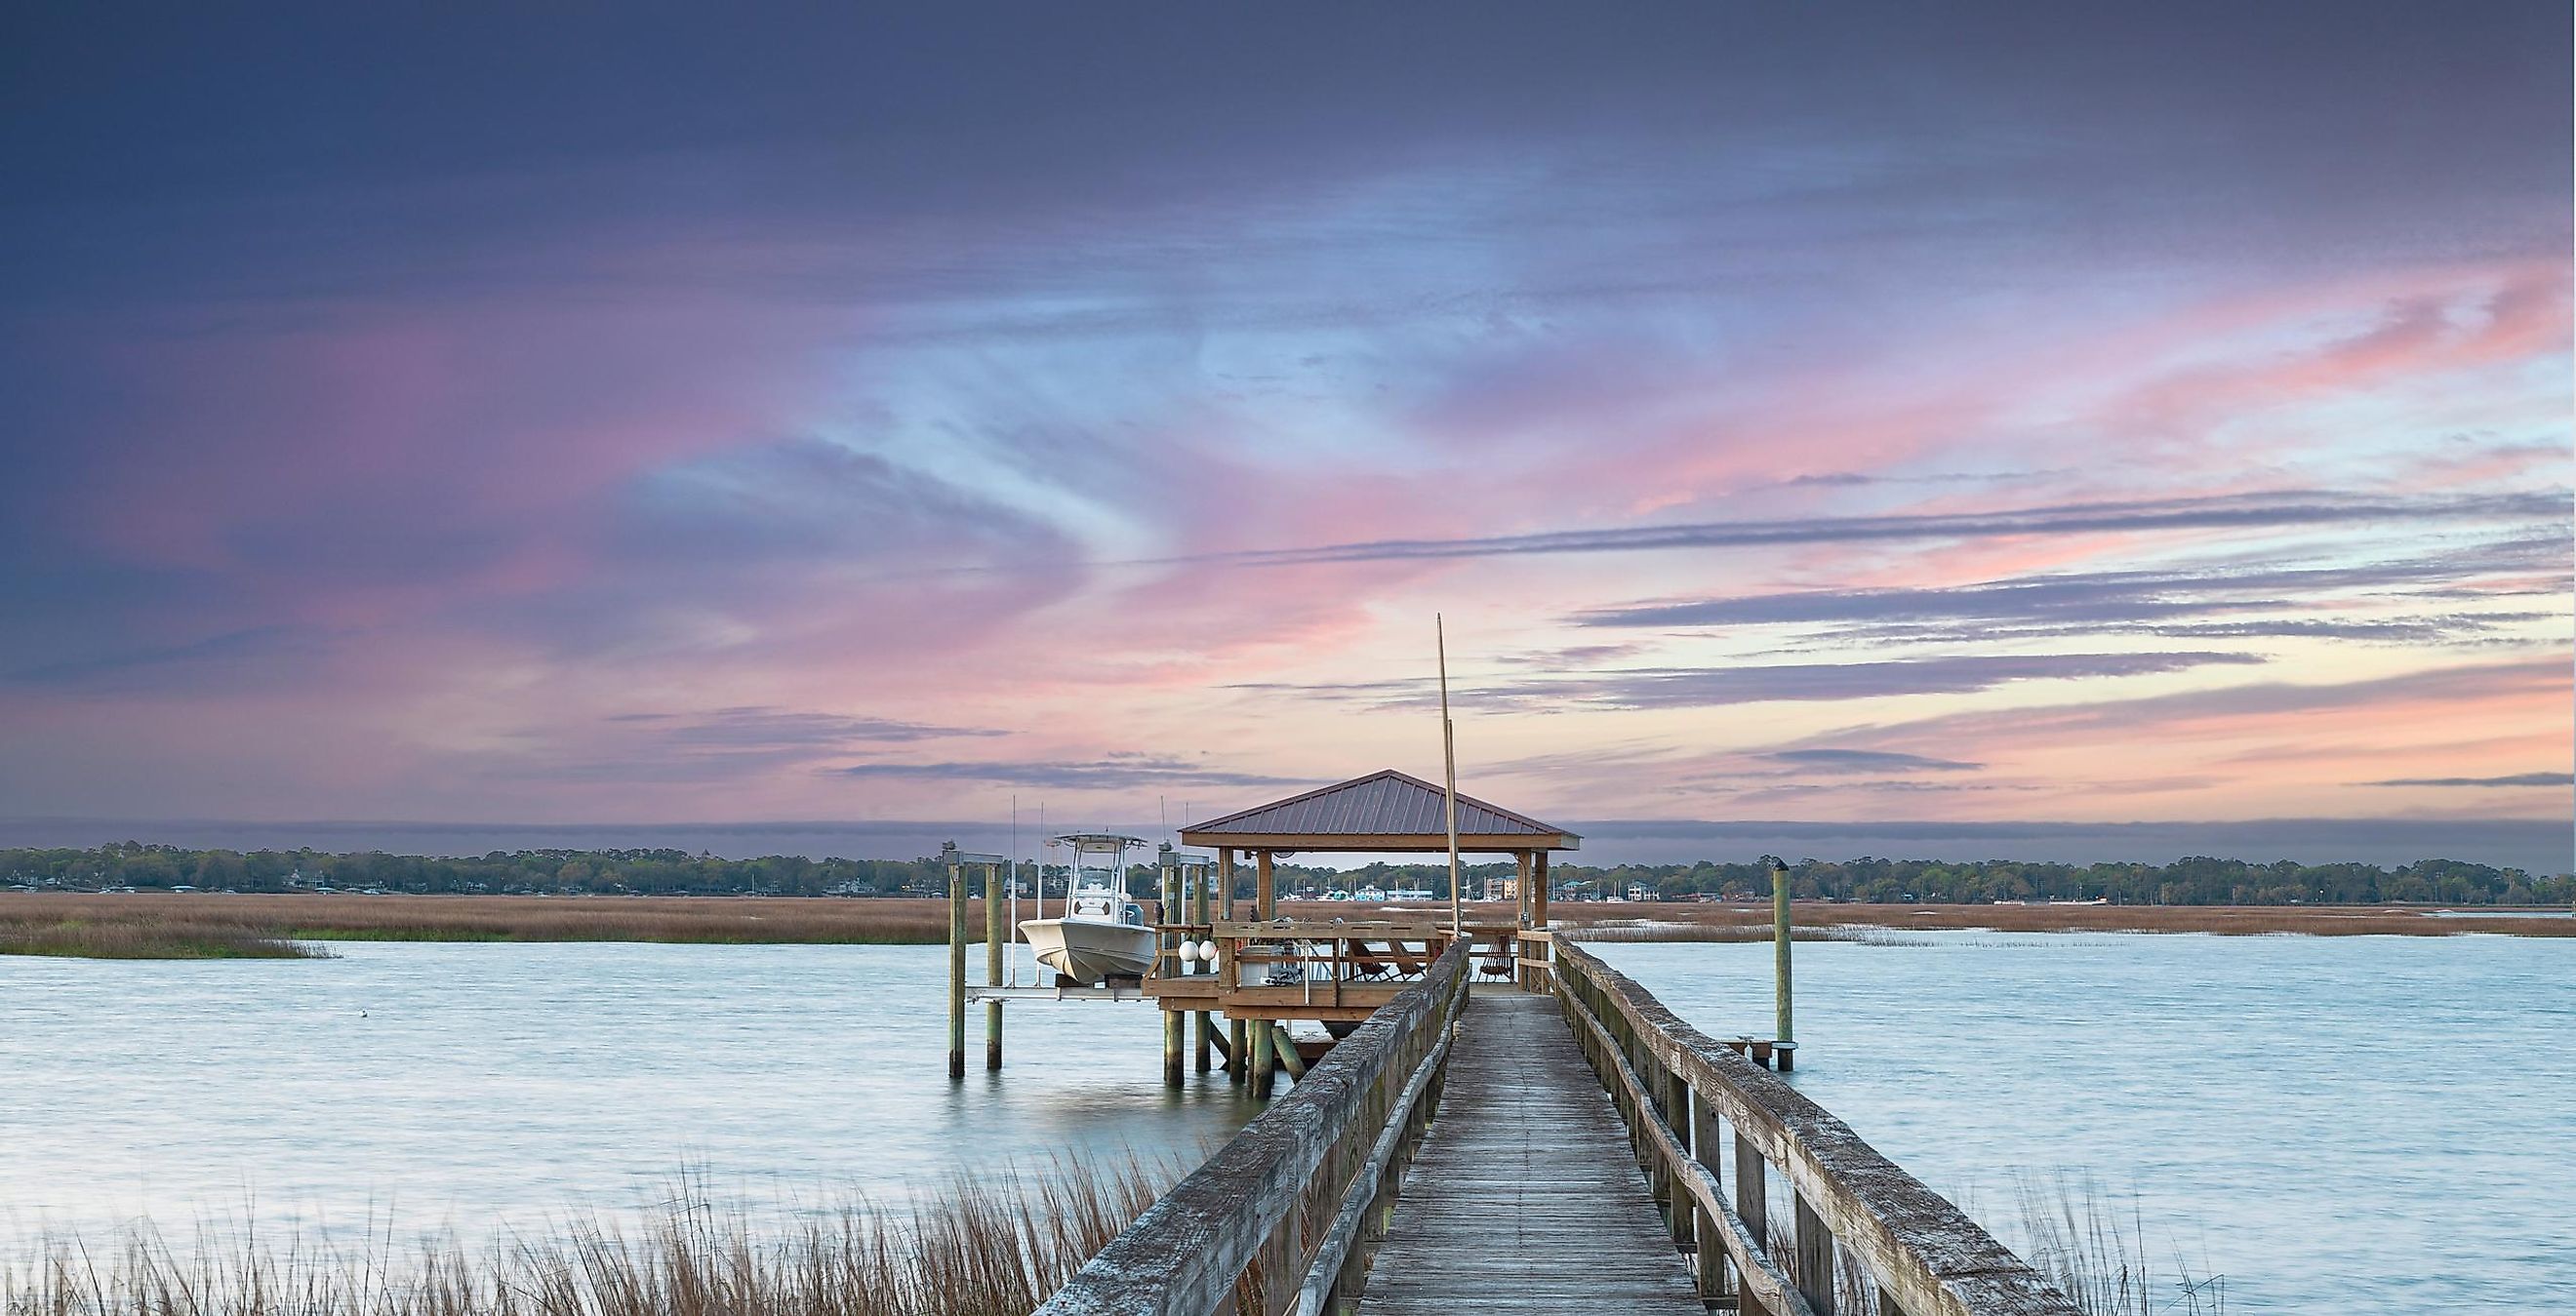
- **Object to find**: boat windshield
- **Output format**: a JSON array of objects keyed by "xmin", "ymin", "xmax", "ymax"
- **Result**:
[{"xmin": 1068, "ymin": 888, "xmax": 1144, "ymax": 925}]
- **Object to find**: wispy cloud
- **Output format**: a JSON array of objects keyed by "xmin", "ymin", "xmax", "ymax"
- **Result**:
[
  {"xmin": 1760, "ymin": 748, "xmax": 1983, "ymax": 773},
  {"xmin": 2365, "ymin": 772, "xmax": 2572, "ymax": 788},
  {"xmin": 1250, "ymin": 651, "xmax": 2264, "ymax": 712},
  {"xmin": 1572, "ymin": 536, "xmax": 2568, "ymax": 637},
  {"xmin": 834, "ymin": 755, "xmax": 1305, "ymax": 791},
  {"xmin": 1173, "ymin": 491, "xmax": 2562, "ymax": 569},
  {"xmin": 609, "ymin": 707, "xmax": 1001, "ymax": 747}
]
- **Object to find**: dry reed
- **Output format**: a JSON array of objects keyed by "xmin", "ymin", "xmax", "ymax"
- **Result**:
[{"xmin": 0, "ymin": 1156, "xmax": 1171, "ymax": 1316}]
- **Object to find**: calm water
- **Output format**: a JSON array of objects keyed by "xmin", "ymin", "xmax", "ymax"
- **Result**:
[
  {"xmin": 0, "ymin": 942, "xmax": 1258, "ymax": 1245},
  {"xmin": 1599, "ymin": 934, "xmax": 2575, "ymax": 1313},
  {"xmin": 3, "ymin": 935, "xmax": 2567, "ymax": 1312}
]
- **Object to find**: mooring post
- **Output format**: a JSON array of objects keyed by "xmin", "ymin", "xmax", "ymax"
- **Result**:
[
  {"xmin": 985, "ymin": 860, "xmax": 1003, "ymax": 1071},
  {"xmin": 1771, "ymin": 855, "xmax": 1794, "ymax": 1070},
  {"xmin": 946, "ymin": 843, "xmax": 965, "ymax": 1081}
]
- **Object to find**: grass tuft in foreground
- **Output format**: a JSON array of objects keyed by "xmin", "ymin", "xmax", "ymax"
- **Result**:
[{"xmin": 0, "ymin": 1157, "xmax": 1170, "ymax": 1316}]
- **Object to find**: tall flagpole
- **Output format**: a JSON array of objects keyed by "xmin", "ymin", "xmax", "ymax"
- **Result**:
[{"xmin": 1439, "ymin": 615, "xmax": 1462, "ymax": 938}]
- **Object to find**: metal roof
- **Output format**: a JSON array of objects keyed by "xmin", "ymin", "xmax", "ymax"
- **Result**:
[{"xmin": 1180, "ymin": 769, "xmax": 1576, "ymax": 845}]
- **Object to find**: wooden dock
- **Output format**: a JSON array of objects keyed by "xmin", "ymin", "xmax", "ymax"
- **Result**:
[
  {"xmin": 1037, "ymin": 939, "xmax": 2083, "ymax": 1316},
  {"xmin": 1356, "ymin": 990, "xmax": 1702, "ymax": 1316}
]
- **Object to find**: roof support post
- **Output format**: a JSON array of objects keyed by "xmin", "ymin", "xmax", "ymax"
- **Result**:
[
  {"xmin": 1218, "ymin": 847, "xmax": 1235, "ymax": 920},
  {"xmin": 1533, "ymin": 850, "xmax": 1550, "ymax": 930},
  {"xmin": 1255, "ymin": 850, "xmax": 1275, "ymax": 920},
  {"xmin": 1514, "ymin": 850, "xmax": 1534, "ymax": 929}
]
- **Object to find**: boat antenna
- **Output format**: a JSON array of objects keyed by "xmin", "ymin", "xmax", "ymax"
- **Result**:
[{"xmin": 1439, "ymin": 614, "xmax": 1462, "ymax": 939}]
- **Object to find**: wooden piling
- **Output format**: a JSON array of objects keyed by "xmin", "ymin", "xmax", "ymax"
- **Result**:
[
  {"xmin": 1772, "ymin": 857, "xmax": 1794, "ymax": 1067},
  {"xmin": 946, "ymin": 855, "xmax": 966, "ymax": 1080},
  {"xmin": 1229, "ymin": 1017, "xmax": 1248, "ymax": 1085},
  {"xmin": 985, "ymin": 861, "xmax": 1004, "ymax": 1071},
  {"xmin": 1250, "ymin": 1016, "xmax": 1274, "ymax": 1097}
]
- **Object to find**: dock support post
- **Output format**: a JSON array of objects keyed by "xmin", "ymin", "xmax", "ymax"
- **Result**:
[
  {"xmin": 1163, "ymin": 1008, "xmax": 1185, "ymax": 1089},
  {"xmin": 1194, "ymin": 1010, "xmax": 1213, "ymax": 1071},
  {"xmin": 1229, "ymin": 1017, "xmax": 1248, "ymax": 1085},
  {"xmin": 946, "ymin": 846, "xmax": 965, "ymax": 1081},
  {"xmin": 1772, "ymin": 856, "xmax": 1794, "ymax": 1069},
  {"xmin": 1250, "ymin": 1017, "xmax": 1274, "ymax": 1097},
  {"xmin": 1191, "ymin": 865, "xmax": 1213, "ymax": 1072},
  {"xmin": 985, "ymin": 860, "xmax": 1003, "ymax": 1071}
]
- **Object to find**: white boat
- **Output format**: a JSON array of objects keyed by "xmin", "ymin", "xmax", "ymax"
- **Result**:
[{"xmin": 1019, "ymin": 833, "xmax": 1159, "ymax": 984}]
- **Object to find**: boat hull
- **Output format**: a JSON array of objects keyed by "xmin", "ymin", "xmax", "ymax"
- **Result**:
[{"xmin": 1019, "ymin": 917, "xmax": 1158, "ymax": 984}]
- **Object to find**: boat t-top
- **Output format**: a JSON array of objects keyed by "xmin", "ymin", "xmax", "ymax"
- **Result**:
[{"xmin": 1019, "ymin": 832, "xmax": 1158, "ymax": 985}]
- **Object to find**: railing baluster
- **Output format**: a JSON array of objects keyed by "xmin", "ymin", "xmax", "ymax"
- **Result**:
[
  {"xmin": 1794, "ymin": 1192, "xmax": 1835, "ymax": 1315},
  {"xmin": 1691, "ymin": 1088, "xmax": 1727, "ymax": 1302}
]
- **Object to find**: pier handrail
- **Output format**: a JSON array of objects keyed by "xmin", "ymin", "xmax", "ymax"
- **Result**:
[
  {"xmin": 1036, "ymin": 940, "xmax": 1470, "ymax": 1316},
  {"xmin": 1553, "ymin": 940, "xmax": 2081, "ymax": 1316}
]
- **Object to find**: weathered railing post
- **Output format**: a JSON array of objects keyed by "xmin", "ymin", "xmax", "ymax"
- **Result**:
[
  {"xmin": 1795, "ymin": 1191, "xmax": 1835, "ymax": 1315},
  {"xmin": 1691, "ymin": 1088, "xmax": 1729, "ymax": 1304},
  {"xmin": 1666, "ymin": 1066, "xmax": 1694, "ymax": 1248}
]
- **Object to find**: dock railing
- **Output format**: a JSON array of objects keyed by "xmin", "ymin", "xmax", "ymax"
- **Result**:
[
  {"xmin": 1552, "ymin": 940, "xmax": 2081, "ymax": 1316},
  {"xmin": 1038, "ymin": 940, "xmax": 1470, "ymax": 1316}
]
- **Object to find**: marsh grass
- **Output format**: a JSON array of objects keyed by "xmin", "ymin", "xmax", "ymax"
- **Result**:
[
  {"xmin": 0, "ymin": 895, "xmax": 963, "ymax": 959},
  {"xmin": 0, "ymin": 917, "xmax": 326, "ymax": 960},
  {"xmin": 1508, "ymin": 900, "xmax": 2575, "ymax": 940},
  {"xmin": 2013, "ymin": 1174, "xmax": 2226, "ymax": 1316},
  {"xmin": 0, "ymin": 1157, "xmax": 1171, "ymax": 1316}
]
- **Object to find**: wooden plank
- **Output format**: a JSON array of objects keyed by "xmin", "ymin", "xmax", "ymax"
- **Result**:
[{"xmin": 1356, "ymin": 994, "xmax": 1702, "ymax": 1316}]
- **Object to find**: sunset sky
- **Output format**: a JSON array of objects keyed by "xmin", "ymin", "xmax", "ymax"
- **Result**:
[{"xmin": 3, "ymin": 6, "xmax": 2568, "ymax": 867}]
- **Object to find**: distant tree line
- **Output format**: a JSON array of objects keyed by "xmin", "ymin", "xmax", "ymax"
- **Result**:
[
  {"xmin": 1280, "ymin": 856, "xmax": 2572, "ymax": 907},
  {"xmin": 4, "ymin": 843, "xmax": 2566, "ymax": 906}
]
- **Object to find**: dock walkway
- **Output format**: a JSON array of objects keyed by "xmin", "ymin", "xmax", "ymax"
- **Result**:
[{"xmin": 1357, "ymin": 991, "xmax": 1703, "ymax": 1315}]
